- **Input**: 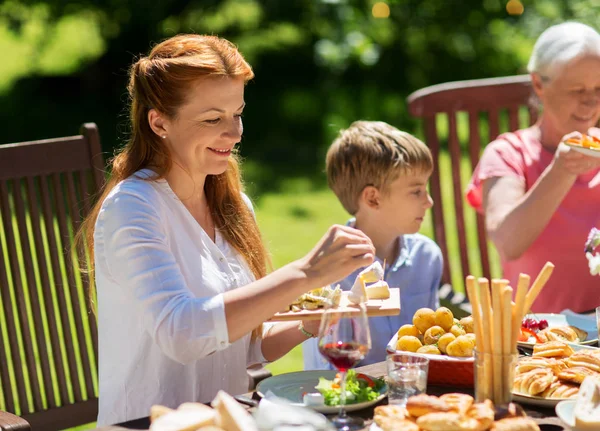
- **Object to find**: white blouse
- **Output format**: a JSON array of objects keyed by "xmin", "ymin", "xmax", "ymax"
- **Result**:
[{"xmin": 94, "ymin": 170, "xmax": 266, "ymax": 425}]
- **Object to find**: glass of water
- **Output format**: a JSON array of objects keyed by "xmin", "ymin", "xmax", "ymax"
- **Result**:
[{"xmin": 386, "ymin": 353, "xmax": 429, "ymax": 406}]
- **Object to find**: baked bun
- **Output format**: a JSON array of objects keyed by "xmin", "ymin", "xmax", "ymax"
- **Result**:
[
  {"xmin": 373, "ymin": 405, "xmax": 409, "ymax": 422},
  {"xmin": 532, "ymin": 341, "xmax": 574, "ymax": 358},
  {"xmin": 406, "ymin": 394, "xmax": 452, "ymax": 417},
  {"xmin": 537, "ymin": 326, "xmax": 579, "ymax": 343},
  {"xmin": 515, "ymin": 357, "xmax": 566, "ymax": 375},
  {"xmin": 149, "ymin": 404, "xmax": 216, "ymax": 431},
  {"xmin": 491, "ymin": 417, "xmax": 540, "ymax": 431},
  {"xmin": 211, "ymin": 390, "xmax": 258, "ymax": 431},
  {"xmin": 439, "ymin": 393, "xmax": 474, "ymax": 415},
  {"xmin": 376, "ymin": 417, "xmax": 420, "ymax": 431},
  {"xmin": 512, "ymin": 368, "xmax": 555, "ymax": 396},
  {"xmin": 567, "ymin": 349, "xmax": 600, "ymax": 373},
  {"xmin": 150, "ymin": 405, "xmax": 175, "ymax": 423},
  {"xmin": 415, "ymin": 412, "xmax": 465, "ymax": 431},
  {"xmin": 539, "ymin": 381, "xmax": 579, "ymax": 399},
  {"xmin": 557, "ymin": 366, "xmax": 600, "ymax": 385},
  {"xmin": 465, "ymin": 400, "xmax": 495, "ymax": 430}
]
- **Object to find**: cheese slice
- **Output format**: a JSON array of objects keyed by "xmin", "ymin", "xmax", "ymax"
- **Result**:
[
  {"xmin": 211, "ymin": 390, "xmax": 258, "ymax": 431},
  {"xmin": 366, "ymin": 280, "xmax": 390, "ymax": 299},
  {"xmin": 348, "ymin": 275, "xmax": 368, "ymax": 304},
  {"xmin": 574, "ymin": 376, "xmax": 600, "ymax": 430},
  {"xmin": 358, "ymin": 261, "xmax": 384, "ymax": 283}
]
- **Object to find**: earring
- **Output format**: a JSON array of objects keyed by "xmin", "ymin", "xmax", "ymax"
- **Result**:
[{"xmin": 161, "ymin": 135, "xmax": 167, "ymax": 139}]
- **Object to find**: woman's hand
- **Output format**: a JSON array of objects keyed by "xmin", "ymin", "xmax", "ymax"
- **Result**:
[
  {"xmin": 551, "ymin": 131, "xmax": 600, "ymax": 176},
  {"xmin": 296, "ymin": 224, "xmax": 374, "ymax": 290},
  {"xmin": 301, "ymin": 319, "xmax": 321, "ymax": 338}
]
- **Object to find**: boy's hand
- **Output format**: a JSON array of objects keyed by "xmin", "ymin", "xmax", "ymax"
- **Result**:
[{"xmin": 297, "ymin": 225, "xmax": 374, "ymax": 290}]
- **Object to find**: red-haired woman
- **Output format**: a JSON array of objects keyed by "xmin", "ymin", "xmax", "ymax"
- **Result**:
[{"xmin": 78, "ymin": 34, "xmax": 375, "ymax": 425}]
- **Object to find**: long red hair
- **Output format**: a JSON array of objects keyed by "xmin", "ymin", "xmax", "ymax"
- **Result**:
[{"xmin": 76, "ymin": 35, "xmax": 269, "ymax": 330}]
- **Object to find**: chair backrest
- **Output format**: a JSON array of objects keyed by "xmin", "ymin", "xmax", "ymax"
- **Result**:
[
  {"xmin": 407, "ymin": 75, "xmax": 538, "ymax": 290},
  {"xmin": 0, "ymin": 123, "xmax": 105, "ymax": 430}
]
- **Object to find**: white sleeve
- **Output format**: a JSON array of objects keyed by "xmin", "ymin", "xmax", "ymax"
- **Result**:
[
  {"xmin": 95, "ymin": 185, "xmax": 230, "ymax": 365},
  {"xmin": 246, "ymin": 322, "xmax": 276, "ymax": 366}
]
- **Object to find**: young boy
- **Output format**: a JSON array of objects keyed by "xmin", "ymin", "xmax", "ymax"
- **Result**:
[{"xmin": 303, "ymin": 121, "xmax": 443, "ymax": 369}]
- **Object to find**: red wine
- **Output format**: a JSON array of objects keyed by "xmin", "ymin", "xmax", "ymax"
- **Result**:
[{"xmin": 319, "ymin": 341, "xmax": 368, "ymax": 372}]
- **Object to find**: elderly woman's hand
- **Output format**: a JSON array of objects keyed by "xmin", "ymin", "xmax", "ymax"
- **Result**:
[
  {"xmin": 297, "ymin": 224, "xmax": 375, "ymax": 291},
  {"xmin": 552, "ymin": 132, "xmax": 600, "ymax": 176}
]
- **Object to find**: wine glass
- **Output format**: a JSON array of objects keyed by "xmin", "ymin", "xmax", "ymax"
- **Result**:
[{"xmin": 317, "ymin": 304, "xmax": 371, "ymax": 431}]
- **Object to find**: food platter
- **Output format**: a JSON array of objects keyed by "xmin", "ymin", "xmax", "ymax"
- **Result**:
[{"xmin": 517, "ymin": 313, "xmax": 598, "ymax": 348}]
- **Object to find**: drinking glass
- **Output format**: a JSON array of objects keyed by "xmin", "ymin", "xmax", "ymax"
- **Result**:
[
  {"xmin": 386, "ymin": 353, "xmax": 429, "ymax": 406},
  {"xmin": 317, "ymin": 305, "xmax": 371, "ymax": 431}
]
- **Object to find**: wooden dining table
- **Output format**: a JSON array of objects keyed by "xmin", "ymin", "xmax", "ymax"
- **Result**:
[{"xmin": 90, "ymin": 361, "xmax": 572, "ymax": 431}]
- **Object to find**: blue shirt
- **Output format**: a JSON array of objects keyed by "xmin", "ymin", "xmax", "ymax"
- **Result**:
[{"xmin": 302, "ymin": 230, "xmax": 443, "ymax": 369}]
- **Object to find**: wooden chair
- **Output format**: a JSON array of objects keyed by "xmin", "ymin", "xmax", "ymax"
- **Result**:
[
  {"xmin": 0, "ymin": 123, "xmax": 105, "ymax": 430},
  {"xmin": 406, "ymin": 75, "xmax": 538, "ymax": 314}
]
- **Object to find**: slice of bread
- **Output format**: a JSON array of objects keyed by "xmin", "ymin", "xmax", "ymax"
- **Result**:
[
  {"xmin": 211, "ymin": 390, "xmax": 258, "ymax": 431},
  {"xmin": 574, "ymin": 376, "xmax": 600, "ymax": 430}
]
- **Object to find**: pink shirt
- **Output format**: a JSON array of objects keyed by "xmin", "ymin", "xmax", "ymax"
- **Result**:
[{"xmin": 467, "ymin": 127, "xmax": 600, "ymax": 313}]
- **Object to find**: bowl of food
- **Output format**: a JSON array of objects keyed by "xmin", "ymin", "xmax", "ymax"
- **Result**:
[{"xmin": 387, "ymin": 307, "xmax": 476, "ymax": 387}]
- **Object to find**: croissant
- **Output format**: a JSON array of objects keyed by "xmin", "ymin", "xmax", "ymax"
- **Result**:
[
  {"xmin": 512, "ymin": 368, "xmax": 555, "ymax": 396},
  {"xmin": 558, "ymin": 366, "xmax": 600, "ymax": 385},
  {"xmin": 465, "ymin": 400, "xmax": 495, "ymax": 431},
  {"xmin": 515, "ymin": 357, "xmax": 567, "ymax": 375},
  {"xmin": 406, "ymin": 394, "xmax": 452, "ymax": 417},
  {"xmin": 532, "ymin": 341, "xmax": 574, "ymax": 358},
  {"xmin": 537, "ymin": 326, "xmax": 579, "ymax": 343},
  {"xmin": 539, "ymin": 381, "xmax": 579, "ymax": 399},
  {"xmin": 491, "ymin": 417, "xmax": 541, "ymax": 431},
  {"xmin": 567, "ymin": 350, "xmax": 600, "ymax": 373},
  {"xmin": 439, "ymin": 393, "xmax": 474, "ymax": 415},
  {"xmin": 375, "ymin": 417, "xmax": 419, "ymax": 431}
]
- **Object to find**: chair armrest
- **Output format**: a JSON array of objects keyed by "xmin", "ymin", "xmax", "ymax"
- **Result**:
[
  {"xmin": 247, "ymin": 365, "xmax": 272, "ymax": 390},
  {"xmin": 0, "ymin": 411, "xmax": 30, "ymax": 431}
]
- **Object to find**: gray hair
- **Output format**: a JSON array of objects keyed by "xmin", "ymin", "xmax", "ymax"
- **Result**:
[{"xmin": 527, "ymin": 22, "xmax": 600, "ymax": 80}]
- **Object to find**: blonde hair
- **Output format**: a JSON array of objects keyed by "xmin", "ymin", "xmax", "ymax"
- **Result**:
[
  {"xmin": 76, "ymin": 35, "xmax": 270, "ymax": 328},
  {"xmin": 326, "ymin": 121, "xmax": 433, "ymax": 215}
]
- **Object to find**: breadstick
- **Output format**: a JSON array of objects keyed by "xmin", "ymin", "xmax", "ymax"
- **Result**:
[
  {"xmin": 512, "ymin": 274, "xmax": 530, "ymax": 350},
  {"xmin": 466, "ymin": 276, "xmax": 483, "ymax": 350},
  {"xmin": 478, "ymin": 278, "xmax": 493, "ymax": 401},
  {"xmin": 523, "ymin": 262, "xmax": 554, "ymax": 312},
  {"xmin": 491, "ymin": 279, "xmax": 504, "ymax": 402},
  {"xmin": 501, "ymin": 286, "xmax": 513, "ymax": 402}
]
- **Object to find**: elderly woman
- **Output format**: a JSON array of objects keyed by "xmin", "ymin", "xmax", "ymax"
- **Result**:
[
  {"xmin": 79, "ymin": 34, "xmax": 375, "ymax": 425},
  {"xmin": 467, "ymin": 22, "xmax": 600, "ymax": 313}
]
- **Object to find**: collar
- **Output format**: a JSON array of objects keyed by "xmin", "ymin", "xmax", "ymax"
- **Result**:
[{"xmin": 346, "ymin": 218, "xmax": 412, "ymax": 272}]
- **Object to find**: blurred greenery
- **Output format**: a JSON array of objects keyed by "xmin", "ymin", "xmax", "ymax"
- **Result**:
[{"xmin": 1, "ymin": 0, "xmax": 598, "ymax": 193}]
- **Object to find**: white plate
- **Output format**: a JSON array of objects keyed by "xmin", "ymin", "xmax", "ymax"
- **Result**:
[
  {"xmin": 386, "ymin": 333, "xmax": 475, "ymax": 362},
  {"xmin": 564, "ymin": 141, "xmax": 600, "ymax": 158},
  {"xmin": 256, "ymin": 370, "xmax": 387, "ymax": 414},
  {"xmin": 555, "ymin": 400, "xmax": 576, "ymax": 428},
  {"xmin": 512, "ymin": 391, "xmax": 575, "ymax": 408},
  {"xmin": 517, "ymin": 313, "xmax": 598, "ymax": 348}
]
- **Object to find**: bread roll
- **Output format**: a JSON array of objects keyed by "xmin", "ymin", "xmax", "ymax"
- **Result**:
[{"xmin": 211, "ymin": 390, "xmax": 258, "ymax": 431}]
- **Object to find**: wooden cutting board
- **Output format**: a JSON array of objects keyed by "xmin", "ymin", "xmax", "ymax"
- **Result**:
[{"xmin": 267, "ymin": 288, "xmax": 401, "ymax": 321}]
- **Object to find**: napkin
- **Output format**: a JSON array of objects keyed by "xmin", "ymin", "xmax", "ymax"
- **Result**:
[{"xmin": 253, "ymin": 392, "xmax": 334, "ymax": 431}]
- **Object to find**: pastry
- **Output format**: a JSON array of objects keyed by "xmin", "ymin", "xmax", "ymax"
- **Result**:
[
  {"xmin": 539, "ymin": 381, "xmax": 579, "ymax": 399},
  {"xmin": 149, "ymin": 406, "xmax": 217, "ymax": 431},
  {"xmin": 375, "ymin": 417, "xmax": 419, "ymax": 431},
  {"xmin": 558, "ymin": 366, "xmax": 600, "ymax": 385},
  {"xmin": 569, "ymin": 325, "xmax": 589, "ymax": 342},
  {"xmin": 151, "ymin": 405, "xmax": 175, "ymax": 422},
  {"xmin": 491, "ymin": 417, "xmax": 540, "ymax": 431},
  {"xmin": 211, "ymin": 390, "xmax": 258, "ymax": 431},
  {"xmin": 515, "ymin": 357, "xmax": 566, "ymax": 375},
  {"xmin": 439, "ymin": 393, "xmax": 474, "ymax": 415},
  {"xmin": 537, "ymin": 326, "xmax": 579, "ymax": 343},
  {"xmin": 574, "ymin": 376, "xmax": 600, "ymax": 430},
  {"xmin": 567, "ymin": 349, "xmax": 600, "ymax": 373},
  {"xmin": 531, "ymin": 341, "xmax": 574, "ymax": 358},
  {"xmin": 416, "ymin": 412, "xmax": 465, "ymax": 431},
  {"xmin": 405, "ymin": 394, "xmax": 452, "ymax": 417},
  {"xmin": 465, "ymin": 400, "xmax": 495, "ymax": 430},
  {"xmin": 373, "ymin": 405, "xmax": 409, "ymax": 421},
  {"xmin": 512, "ymin": 368, "xmax": 555, "ymax": 396}
]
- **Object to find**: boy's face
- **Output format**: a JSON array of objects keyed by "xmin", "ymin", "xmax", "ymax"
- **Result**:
[{"xmin": 365, "ymin": 169, "xmax": 433, "ymax": 236}]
